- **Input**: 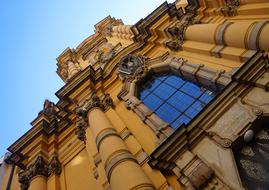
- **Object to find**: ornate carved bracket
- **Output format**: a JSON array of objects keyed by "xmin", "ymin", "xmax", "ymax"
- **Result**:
[
  {"xmin": 165, "ymin": 15, "xmax": 200, "ymax": 51},
  {"xmin": 118, "ymin": 54, "xmax": 148, "ymax": 81},
  {"xmin": 220, "ymin": 0, "xmax": 240, "ymax": 17}
]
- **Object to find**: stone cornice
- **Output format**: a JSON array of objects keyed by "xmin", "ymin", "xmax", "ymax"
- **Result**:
[
  {"xmin": 56, "ymin": 64, "xmax": 95, "ymax": 99},
  {"xmin": 7, "ymin": 100, "xmax": 70, "ymax": 168},
  {"xmin": 132, "ymin": 2, "xmax": 175, "ymax": 43}
]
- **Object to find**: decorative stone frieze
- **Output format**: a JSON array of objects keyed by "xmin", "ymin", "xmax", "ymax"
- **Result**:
[
  {"xmin": 118, "ymin": 54, "xmax": 148, "ymax": 81},
  {"xmin": 220, "ymin": 0, "xmax": 240, "ymax": 17},
  {"xmin": 93, "ymin": 153, "xmax": 102, "ymax": 166}
]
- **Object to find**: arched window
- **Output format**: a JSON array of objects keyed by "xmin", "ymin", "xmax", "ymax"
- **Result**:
[{"xmin": 139, "ymin": 73, "xmax": 216, "ymax": 129}]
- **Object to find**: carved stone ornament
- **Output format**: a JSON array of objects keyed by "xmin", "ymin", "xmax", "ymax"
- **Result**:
[
  {"xmin": 18, "ymin": 155, "xmax": 49, "ymax": 189},
  {"xmin": 221, "ymin": 0, "xmax": 240, "ymax": 17},
  {"xmin": 28, "ymin": 155, "xmax": 49, "ymax": 179},
  {"xmin": 48, "ymin": 155, "xmax": 62, "ymax": 176},
  {"xmin": 76, "ymin": 93, "xmax": 102, "ymax": 118},
  {"xmin": 187, "ymin": 161, "xmax": 213, "ymax": 189},
  {"xmin": 165, "ymin": 40, "xmax": 183, "ymax": 51},
  {"xmin": 102, "ymin": 93, "xmax": 114, "ymax": 110},
  {"xmin": 118, "ymin": 54, "xmax": 147, "ymax": 81},
  {"xmin": 18, "ymin": 170, "xmax": 29, "ymax": 190},
  {"xmin": 208, "ymin": 131, "xmax": 232, "ymax": 148},
  {"xmin": 166, "ymin": 18, "xmax": 201, "ymax": 51},
  {"xmin": 43, "ymin": 99, "xmax": 58, "ymax": 117},
  {"xmin": 75, "ymin": 116, "xmax": 88, "ymax": 142},
  {"xmin": 97, "ymin": 47, "xmax": 117, "ymax": 69}
]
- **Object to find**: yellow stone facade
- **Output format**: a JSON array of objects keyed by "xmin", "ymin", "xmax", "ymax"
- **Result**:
[{"xmin": 1, "ymin": 0, "xmax": 269, "ymax": 189}]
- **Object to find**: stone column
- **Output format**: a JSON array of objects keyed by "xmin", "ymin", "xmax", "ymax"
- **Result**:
[
  {"xmin": 77, "ymin": 93, "xmax": 155, "ymax": 190},
  {"xmin": 185, "ymin": 21, "xmax": 269, "ymax": 51},
  {"xmin": 29, "ymin": 176, "xmax": 47, "ymax": 190}
]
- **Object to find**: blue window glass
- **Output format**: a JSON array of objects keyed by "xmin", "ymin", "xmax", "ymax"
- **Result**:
[{"xmin": 138, "ymin": 73, "xmax": 216, "ymax": 129}]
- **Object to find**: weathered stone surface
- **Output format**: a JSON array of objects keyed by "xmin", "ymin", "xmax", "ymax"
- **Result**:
[{"xmin": 209, "ymin": 101, "xmax": 255, "ymax": 141}]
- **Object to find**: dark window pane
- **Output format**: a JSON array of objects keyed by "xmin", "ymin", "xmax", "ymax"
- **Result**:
[
  {"xmin": 171, "ymin": 114, "xmax": 191, "ymax": 128},
  {"xmin": 164, "ymin": 75, "xmax": 185, "ymax": 88},
  {"xmin": 199, "ymin": 91, "xmax": 214, "ymax": 104},
  {"xmin": 143, "ymin": 94, "xmax": 163, "ymax": 111},
  {"xmin": 153, "ymin": 83, "xmax": 176, "ymax": 100},
  {"xmin": 185, "ymin": 101, "xmax": 204, "ymax": 118},
  {"xmin": 167, "ymin": 91, "xmax": 195, "ymax": 112},
  {"xmin": 143, "ymin": 79, "xmax": 161, "ymax": 92},
  {"xmin": 139, "ymin": 73, "xmax": 216, "ymax": 129},
  {"xmin": 155, "ymin": 103, "xmax": 180, "ymax": 123},
  {"xmin": 139, "ymin": 88, "xmax": 150, "ymax": 100},
  {"xmin": 181, "ymin": 82, "xmax": 203, "ymax": 98}
]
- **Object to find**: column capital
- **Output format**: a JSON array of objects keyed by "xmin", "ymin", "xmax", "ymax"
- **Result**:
[
  {"xmin": 76, "ymin": 93, "xmax": 114, "ymax": 118},
  {"xmin": 28, "ymin": 156, "xmax": 49, "ymax": 179},
  {"xmin": 75, "ymin": 93, "xmax": 114, "ymax": 142},
  {"xmin": 48, "ymin": 155, "xmax": 62, "ymax": 176},
  {"xmin": 19, "ymin": 155, "xmax": 49, "ymax": 189},
  {"xmin": 76, "ymin": 93, "xmax": 102, "ymax": 118}
]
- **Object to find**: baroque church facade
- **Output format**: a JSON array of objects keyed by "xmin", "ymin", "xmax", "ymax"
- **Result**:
[{"xmin": 1, "ymin": 0, "xmax": 269, "ymax": 189}]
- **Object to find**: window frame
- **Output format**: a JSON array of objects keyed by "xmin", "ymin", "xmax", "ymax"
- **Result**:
[{"xmin": 118, "ymin": 53, "xmax": 231, "ymax": 141}]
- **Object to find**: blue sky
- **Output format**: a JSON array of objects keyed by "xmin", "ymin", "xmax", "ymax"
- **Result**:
[{"xmin": 0, "ymin": 0, "xmax": 173, "ymax": 156}]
